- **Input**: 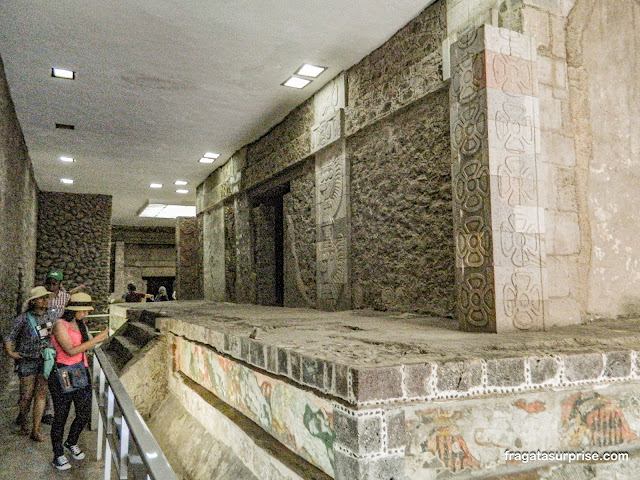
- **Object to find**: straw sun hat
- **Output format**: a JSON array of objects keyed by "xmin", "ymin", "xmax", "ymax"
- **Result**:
[
  {"xmin": 66, "ymin": 292, "xmax": 94, "ymax": 311},
  {"xmin": 26, "ymin": 286, "xmax": 53, "ymax": 302}
]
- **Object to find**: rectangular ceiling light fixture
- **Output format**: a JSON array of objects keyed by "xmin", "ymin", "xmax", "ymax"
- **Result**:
[
  {"xmin": 174, "ymin": 180, "xmax": 188, "ymax": 185},
  {"xmin": 59, "ymin": 156, "xmax": 75, "ymax": 162},
  {"xmin": 60, "ymin": 178, "xmax": 74, "ymax": 184},
  {"xmin": 296, "ymin": 64, "xmax": 326, "ymax": 78},
  {"xmin": 199, "ymin": 152, "xmax": 220, "ymax": 163},
  {"xmin": 51, "ymin": 67, "xmax": 75, "ymax": 80},
  {"xmin": 282, "ymin": 76, "xmax": 311, "ymax": 89},
  {"xmin": 138, "ymin": 202, "xmax": 196, "ymax": 218},
  {"xmin": 149, "ymin": 183, "xmax": 163, "ymax": 188}
]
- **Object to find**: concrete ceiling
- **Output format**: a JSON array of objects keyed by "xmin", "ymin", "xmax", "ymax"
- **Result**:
[{"xmin": 0, "ymin": 0, "xmax": 432, "ymax": 226}]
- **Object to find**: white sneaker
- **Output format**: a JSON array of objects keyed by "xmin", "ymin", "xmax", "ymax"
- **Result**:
[
  {"xmin": 52, "ymin": 455, "xmax": 71, "ymax": 470},
  {"xmin": 64, "ymin": 442, "xmax": 85, "ymax": 460}
]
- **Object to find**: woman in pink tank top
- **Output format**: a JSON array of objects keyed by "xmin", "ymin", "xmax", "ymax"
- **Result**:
[{"xmin": 48, "ymin": 293, "xmax": 108, "ymax": 471}]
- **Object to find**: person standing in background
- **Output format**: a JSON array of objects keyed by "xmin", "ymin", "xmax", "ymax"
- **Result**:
[
  {"xmin": 45, "ymin": 270, "xmax": 85, "ymax": 318},
  {"xmin": 4, "ymin": 286, "xmax": 56, "ymax": 442},
  {"xmin": 154, "ymin": 286, "xmax": 170, "ymax": 302},
  {"xmin": 124, "ymin": 283, "xmax": 153, "ymax": 303}
]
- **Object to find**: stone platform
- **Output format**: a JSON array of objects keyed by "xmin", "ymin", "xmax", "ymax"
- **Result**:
[{"xmin": 111, "ymin": 301, "xmax": 640, "ymax": 480}]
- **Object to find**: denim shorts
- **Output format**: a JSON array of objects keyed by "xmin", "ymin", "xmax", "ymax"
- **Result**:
[{"xmin": 15, "ymin": 357, "xmax": 43, "ymax": 377}]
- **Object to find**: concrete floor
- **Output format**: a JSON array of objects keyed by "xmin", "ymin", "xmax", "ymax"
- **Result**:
[{"xmin": 0, "ymin": 374, "xmax": 110, "ymax": 480}]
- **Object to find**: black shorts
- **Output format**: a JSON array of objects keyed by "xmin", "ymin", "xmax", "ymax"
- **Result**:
[{"xmin": 14, "ymin": 357, "xmax": 43, "ymax": 377}]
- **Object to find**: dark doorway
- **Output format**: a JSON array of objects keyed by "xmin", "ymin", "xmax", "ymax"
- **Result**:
[
  {"xmin": 252, "ymin": 182, "xmax": 289, "ymax": 307},
  {"xmin": 142, "ymin": 276, "xmax": 175, "ymax": 301}
]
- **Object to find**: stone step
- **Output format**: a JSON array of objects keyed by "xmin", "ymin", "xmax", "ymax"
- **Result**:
[
  {"xmin": 106, "ymin": 335, "xmax": 140, "ymax": 371},
  {"xmin": 138, "ymin": 310, "xmax": 159, "ymax": 329},
  {"xmin": 125, "ymin": 321, "xmax": 159, "ymax": 348}
]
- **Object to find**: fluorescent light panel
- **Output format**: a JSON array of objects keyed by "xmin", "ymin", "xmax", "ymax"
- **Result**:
[
  {"xmin": 296, "ymin": 64, "xmax": 326, "ymax": 78},
  {"xmin": 138, "ymin": 203, "xmax": 196, "ymax": 218},
  {"xmin": 149, "ymin": 183, "xmax": 163, "ymax": 188},
  {"xmin": 60, "ymin": 178, "xmax": 74, "ymax": 184},
  {"xmin": 199, "ymin": 157, "xmax": 214, "ymax": 163},
  {"xmin": 51, "ymin": 68, "xmax": 75, "ymax": 80},
  {"xmin": 176, "ymin": 189, "xmax": 189, "ymax": 194},
  {"xmin": 174, "ymin": 180, "xmax": 188, "ymax": 185},
  {"xmin": 203, "ymin": 152, "xmax": 220, "ymax": 159},
  {"xmin": 59, "ymin": 156, "xmax": 74, "ymax": 162},
  {"xmin": 282, "ymin": 76, "xmax": 311, "ymax": 89}
]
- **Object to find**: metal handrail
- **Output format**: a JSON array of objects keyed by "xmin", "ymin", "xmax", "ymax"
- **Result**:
[{"xmin": 92, "ymin": 346, "xmax": 178, "ymax": 480}]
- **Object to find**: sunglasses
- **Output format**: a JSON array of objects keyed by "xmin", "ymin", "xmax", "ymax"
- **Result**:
[{"xmin": 45, "ymin": 279, "xmax": 60, "ymax": 285}]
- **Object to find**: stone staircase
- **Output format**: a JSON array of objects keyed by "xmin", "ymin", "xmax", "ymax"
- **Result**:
[{"xmin": 104, "ymin": 310, "xmax": 161, "ymax": 371}]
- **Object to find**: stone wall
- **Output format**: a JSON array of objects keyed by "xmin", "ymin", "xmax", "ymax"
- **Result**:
[
  {"xmin": 111, "ymin": 225, "xmax": 176, "ymax": 298},
  {"xmin": 36, "ymin": 191, "xmax": 112, "ymax": 312},
  {"xmin": 202, "ymin": 206, "xmax": 226, "ymax": 301},
  {"xmin": 0, "ymin": 54, "xmax": 38, "ymax": 382},
  {"xmin": 283, "ymin": 162, "xmax": 317, "ymax": 308},
  {"xmin": 253, "ymin": 202, "xmax": 278, "ymax": 305},
  {"xmin": 112, "ymin": 225, "xmax": 175, "ymax": 245},
  {"xmin": 565, "ymin": 0, "xmax": 640, "ymax": 320},
  {"xmin": 345, "ymin": 1, "xmax": 447, "ymax": 136},
  {"xmin": 349, "ymin": 89, "xmax": 453, "ymax": 316},
  {"xmin": 176, "ymin": 217, "xmax": 203, "ymax": 300},
  {"xmin": 197, "ymin": 0, "xmax": 455, "ymax": 317}
]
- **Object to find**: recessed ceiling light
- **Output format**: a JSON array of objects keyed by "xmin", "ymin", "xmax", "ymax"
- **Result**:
[
  {"xmin": 295, "ymin": 64, "xmax": 326, "ymax": 78},
  {"xmin": 174, "ymin": 180, "xmax": 188, "ymax": 185},
  {"xmin": 199, "ymin": 157, "xmax": 215, "ymax": 163},
  {"xmin": 51, "ymin": 68, "xmax": 75, "ymax": 80},
  {"xmin": 176, "ymin": 189, "xmax": 189, "ymax": 194},
  {"xmin": 60, "ymin": 178, "xmax": 74, "ymax": 184},
  {"xmin": 138, "ymin": 203, "xmax": 196, "ymax": 219},
  {"xmin": 150, "ymin": 183, "xmax": 163, "ymax": 188},
  {"xmin": 59, "ymin": 156, "xmax": 74, "ymax": 162},
  {"xmin": 204, "ymin": 152, "xmax": 220, "ymax": 159},
  {"xmin": 282, "ymin": 76, "xmax": 311, "ymax": 89}
]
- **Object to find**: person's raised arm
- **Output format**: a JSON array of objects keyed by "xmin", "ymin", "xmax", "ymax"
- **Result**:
[{"xmin": 68, "ymin": 284, "xmax": 86, "ymax": 295}]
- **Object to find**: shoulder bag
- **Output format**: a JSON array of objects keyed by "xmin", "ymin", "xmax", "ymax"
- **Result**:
[{"xmin": 56, "ymin": 361, "xmax": 89, "ymax": 393}]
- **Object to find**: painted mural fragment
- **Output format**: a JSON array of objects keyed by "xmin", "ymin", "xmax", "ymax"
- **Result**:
[
  {"xmin": 407, "ymin": 409, "xmax": 480, "ymax": 475},
  {"xmin": 561, "ymin": 392, "xmax": 637, "ymax": 448},
  {"xmin": 406, "ymin": 388, "xmax": 640, "ymax": 479},
  {"xmin": 174, "ymin": 337, "xmax": 335, "ymax": 476}
]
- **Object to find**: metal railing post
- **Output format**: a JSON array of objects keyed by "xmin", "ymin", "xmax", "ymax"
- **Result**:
[{"xmin": 92, "ymin": 347, "xmax": 177, "ymax": 480}]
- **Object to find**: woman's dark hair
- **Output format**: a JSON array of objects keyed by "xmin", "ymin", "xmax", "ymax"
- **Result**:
[
  {"xmin": 127, "ymin": 283, "xmax": 136, "ymax": 291},
  {"xmin": 61, "ymin": 309, "xmax": 90, "ymax": 342}
]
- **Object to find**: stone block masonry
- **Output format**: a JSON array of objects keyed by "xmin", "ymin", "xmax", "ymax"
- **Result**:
[
  {"xmin": 114, "ymin": 302, "xmax": 640, "ymax": 480},
  {"xmin": 0, "ymin": 53, "xmax": 38, "ymax": 381},
  {"xmin": 36, "ymin": 191, "xmax": 112, "ymax": 313}
]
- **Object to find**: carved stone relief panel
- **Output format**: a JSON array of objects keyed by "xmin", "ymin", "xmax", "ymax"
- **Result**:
[
  {"xmin": 311, "ymin": 74, "xmax": 345, "ymax": 154},
  {"xmin": 315, "ymin": 141, "xmax": 350, "ymax": 311},
  {"xmin": 451, "ymin": 24, "xmax": 546, "ymax": 332},
  {"xmin": 316, "ymin": 142, "xmax": 347, "ymax": 227},
  {"xmin": 314, "ymin": 73, "xmax": 345, "ymax": 122}
]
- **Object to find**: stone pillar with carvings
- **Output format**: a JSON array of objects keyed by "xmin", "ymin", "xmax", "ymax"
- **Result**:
[
  {"xmin": 450, "ymin": 24, "xmax": 547, "ymax": 332},
  {"xmin": 312, "ymin": 74, "xmax": 351, "ymax": 311}
]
